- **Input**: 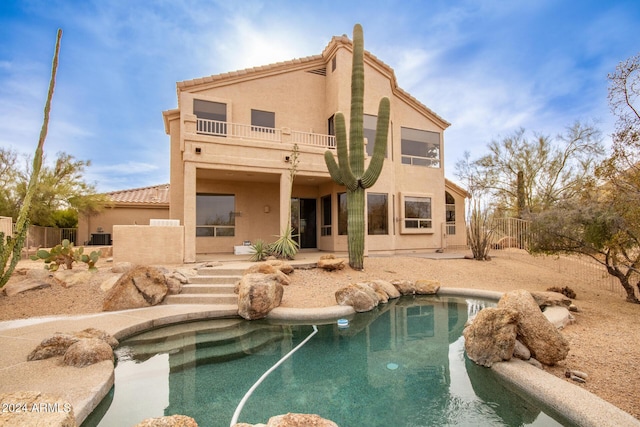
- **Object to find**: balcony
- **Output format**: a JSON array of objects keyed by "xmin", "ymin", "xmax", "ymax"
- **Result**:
[{"xmin": 196, "ymin": 118, "xmax": 336, "ymax": 149}]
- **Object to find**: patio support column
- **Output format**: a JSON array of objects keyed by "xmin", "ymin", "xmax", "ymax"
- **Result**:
[
  {"xmin": 279, "ymin": 171, "xmax": 291, "ymax": 233},
  {"xmin": 183, "ymin": 163, "xmax": 197, "ymax": 263}
]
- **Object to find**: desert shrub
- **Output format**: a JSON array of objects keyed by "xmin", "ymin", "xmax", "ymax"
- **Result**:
[{"xmin": 547, "ymin": 286, "xmax": 577, "ymax": 299}]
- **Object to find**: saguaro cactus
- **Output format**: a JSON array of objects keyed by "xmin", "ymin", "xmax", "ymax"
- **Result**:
[{"xmin": 324, "ymin": 24, "xmax": 390, "ymax": 270}]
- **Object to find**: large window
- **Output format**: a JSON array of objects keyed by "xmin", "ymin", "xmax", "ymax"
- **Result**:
[
  {"xmin": 367, "ymin": 193, "xmax": 388, "ymax": 235},
  {"xmin": 194, "ymin": 100, "xmax": 227, "ymax": 135},
  {"xmin": 364, "ymin": 114, "xmax": 388, "ymax": 158},
  {"xmin": 196, "ymin": 194, "xmax": 235, "ymax": 237},
  {"xmin": 401, "ymin": 194, "xmax": 432, "ymax": 233},
  {"xmin": 321, "ymin": 195, "xmax": 332, "ymax": 236},
  {"xmin": 338, "ymin": 192, "xmax": 348, "ymax": 235},
  {"xmin": 401, "ymin": 127, "xmax": 440, "ymax": 167},
  {"xmin": 251, "ymin": 109, "xmax": 275, "ymax": 131}
]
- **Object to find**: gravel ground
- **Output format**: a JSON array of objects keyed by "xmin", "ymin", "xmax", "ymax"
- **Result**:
[{"xmin": 1, "ymin": 252, "xmax": 639, "ymax": 420}]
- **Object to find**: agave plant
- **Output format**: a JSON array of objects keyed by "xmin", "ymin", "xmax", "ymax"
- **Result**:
[
  {"xmin": 269, "ymin": 227, "xmax": 299, "ymax": 260},
  {"xmin": 248, "ymin": 239, "xmax": 271, "ymax": 262}
]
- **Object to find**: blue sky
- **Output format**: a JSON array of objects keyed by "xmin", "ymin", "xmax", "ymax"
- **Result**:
[{"xmin": 1, "ymin": 0, "xmax": 638, "ymax": 192}]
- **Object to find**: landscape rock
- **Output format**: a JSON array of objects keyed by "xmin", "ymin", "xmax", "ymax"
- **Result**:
[
  {"xmin": 317, "ymin": 255, "xmax": 345, "ymax": 271},
  {"xmin": 335, "ymin": 284, "xmax": 378, "ymax": 312},
  {"xmin": 236, "ymin": 273, "xmax": 284, "ymax": 320},
  {"xmin": 102, "ymin": 265, "xmax": 169, "ymax": 311},
  {"xmin": 530, "ymin": 291, "xmax": 572, "ymax": 309},
  {"xmin": 164, "ymin": 276, "xmax": 183, "ymax": 295},
  {"xmin": 28, "ymin": 328, "xmax": 118, "ymax": 361},
  {"xmin": 391, "ymin": 279, "xmax": 440, "ymax": 295},
  {"xmin": 3, "ymin": 280, "xmax": 50, "ymax": 297},
  {"xmin": 133, "ymin": 414, "xmax": 199, "ymax": 426},
  {"xmin": 26, "ymin": 268, "xmax": 52, "ymax": 281},
  {"xmin": 498, "ymin": 289, "xmax": 569, "ymax": 365},
  {"xmin": 63, "ymin": 338, "xmax": 114, "ymax": 367},
  {"xmin": 513, "ymin": 339, "xmax": 531, "ymax": 361},
  {"xmin": 0, "ymin": 391, "xmax": 75, "ymax": 427},
  {"xmin": 111, "ymin": 262, "xmax": 134, "ymax": 274},
  {"xmin": 52, "ymin": 270, "xmax": 93, "ymax": 288},
  {"xmin": 368, "ymin": 279, "xmax": 401, "ymax": 299},
  {"xmin": 364, "ymin": 282, "xmax": 388, "ymax": 303},
  {"xmin": 244, "ymin": 263, "xmax": 291, "ymax": 285},
  {"xmin": 543, "ymin": 305, "xmax": 575, "ymax": 329},
  {"xmin": 390, "ymin": 279, "xmax": 415, "ymax": 295},
  {"xmin": 99, "ymin": 276, "xmax": 120, "ymax": 292},
  {"xmin": 463, "ymin": 307, "xmax": 519, "ymax": 367},
  {"xmin": 265, "ymin": 259, "xmax": 294, "ymax": 274},
  {"xmin": 414, "ymin": 279, "xmax": 441, "ymax": 295},
  {"xmin": 266, "ymin": 413, "xmax": 338, "ymax": 427}
]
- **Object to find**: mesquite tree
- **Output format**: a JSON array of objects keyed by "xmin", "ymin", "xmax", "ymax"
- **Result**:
[{"xmin": 324, "ymin": 24, "xmax": 390, "ymax": 270}]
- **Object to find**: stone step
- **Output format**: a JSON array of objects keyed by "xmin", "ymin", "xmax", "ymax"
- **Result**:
[
  {"xmin": 164, "ymin": 294, "xmax": 237, "ymax": 305},
  {"xmin": 198, "ymin": 267, "xmax": 246, "ymax": 276},
  {"xmin": 117, "ymin": 322, "xmax": 289, "ymax": 369},
  {"xmin": 190, "ymin": 275, "xmax": 240, "ymax": 285},
  {"xmin": 180, "ymin": 284, "xmax": 236, "ymax": 294}
]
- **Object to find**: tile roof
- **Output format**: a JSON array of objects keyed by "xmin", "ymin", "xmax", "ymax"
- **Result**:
[
  {"xmin": 174, "ymin": 34, "xmax": 449, "ymax": 129},
  {"xmin": 107, "ymin": 184, "xmax": 170, "ymax": 205}
]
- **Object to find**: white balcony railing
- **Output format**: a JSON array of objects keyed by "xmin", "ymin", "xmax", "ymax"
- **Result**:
[
  {"xmin": 291, "ymin": 130, "xmax": 336, "ymax": 148},
  {"xmin": 196, "ymin": 118, "xmax": 335, "ymax": 148}
]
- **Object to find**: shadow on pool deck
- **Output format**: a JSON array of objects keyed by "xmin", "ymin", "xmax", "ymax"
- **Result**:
[{"xmin": 0, "ymin": 250, "xmax": 639, "ymax": 426}]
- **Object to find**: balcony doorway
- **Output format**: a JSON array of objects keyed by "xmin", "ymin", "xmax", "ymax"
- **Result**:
[{"xmin": 291, "ymin": 198, "xmax": 317, "ymax": 249}]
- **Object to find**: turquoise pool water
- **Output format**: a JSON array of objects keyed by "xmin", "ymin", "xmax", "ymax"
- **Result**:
[{"xmin": 85, "ymin": 296, "xmax": 572, "ymax": 426}]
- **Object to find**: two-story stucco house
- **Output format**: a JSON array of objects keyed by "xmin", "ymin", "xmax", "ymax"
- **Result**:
[{"xmin": 162, "ymin": 33, "xmax": 468, "ymax": 263}]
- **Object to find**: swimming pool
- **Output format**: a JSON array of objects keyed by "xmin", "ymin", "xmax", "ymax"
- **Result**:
[{"xmin": 85, "ymin": 296, "xmax": 573, "ymax": 426}]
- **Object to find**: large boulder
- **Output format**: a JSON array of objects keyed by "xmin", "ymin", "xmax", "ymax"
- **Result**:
[
  {"xmin": 27, "ymin": 328, "xmax": 118, "ymax": 361},
  {"xmin": 102, "ymin": 265, "xmax": 169, "ymax": 311},
  {"xmin": 463, "ymin": 307, "xmax": 519, "ymax": 367},
  {"xmin": 0, "ymin": 391, "xmax": 75, "ymax": 427},
  {"xmin": 498, "ymin": 290, "xmax": 569, "ymax": 365},
  {"xmin": 134, "ymin": 414, "xmax": 198, "ymax": 427},
  {"xmin": 335, "ymin": 283, "xmax": 379, "ymax": 312},
  {"xmin": 63, "ymin": 338, "xmax": 114, "ymax": 367},
  {"xmin": 244, "ymin": 263, "xmax": 291, "ymax": 285},
  {"xmin": 237, "ymin": 273, "xmax": 284, "ymax": 320},
  {"xmin": 317, "ymin": 255, "xmax": 345, "ymax": 271}
]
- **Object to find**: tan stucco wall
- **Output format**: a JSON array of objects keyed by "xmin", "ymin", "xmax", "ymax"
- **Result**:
[
  {"xmin": 78, "ymin": 206, "xmax": 169, "ymax": 246},
  {"xmin": 113, "ymin": 225, "xmax": 184, "ymax": 264},
  {"xmin": 165, "ymin": 37, "xmax": 466, "ymax": 259}
]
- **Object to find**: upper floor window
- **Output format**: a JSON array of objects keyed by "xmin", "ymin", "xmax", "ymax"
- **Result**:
[
  {"xmin": 364, "ymin": 114, "xmax": 388, "ymax": 158},
  {"xmin": 328, "ymin": 115, "xmax": 335, "ymax": 136},
  {"xmin": 401, "ymin": 127, "xmax": 440, "ymax": 168},
  {"xmin": 251, "ymin": 109, "xmax": 275, "ymax": 132},
  {"xmin": 194, "ymin": 100, "xmax": 227, "ymax": 135},
  {"xmin": 196, "ymin": 194, "xmax": 235, "ymax": 237}
]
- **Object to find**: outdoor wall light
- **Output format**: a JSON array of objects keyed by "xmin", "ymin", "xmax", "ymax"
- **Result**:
[
  {"xmin": 195, "ymin": 147, "xmax": 202, "ymax": 154},
  {"xmin": 264, "ymin": 205, "xmax": 271, "ymax": 213}
]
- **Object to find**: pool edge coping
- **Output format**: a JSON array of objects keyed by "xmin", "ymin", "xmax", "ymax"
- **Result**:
[{"xmin": 1, "ymin": 290, "xmax": 639, "ymax": 426}]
